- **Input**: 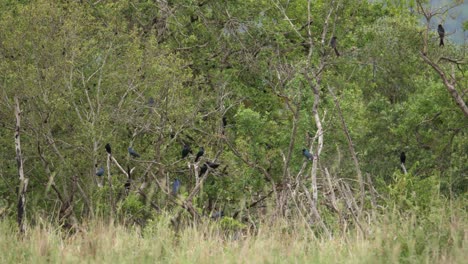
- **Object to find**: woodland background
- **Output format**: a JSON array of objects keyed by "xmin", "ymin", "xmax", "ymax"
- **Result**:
[{"xmin": 0, "ymin": 0, "xmax": 466, "ymax": 263}]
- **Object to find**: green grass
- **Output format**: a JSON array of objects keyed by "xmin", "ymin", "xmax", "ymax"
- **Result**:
[{"xmin": 0, "ymin": 206, "xmax": 465, "ymax": 264}]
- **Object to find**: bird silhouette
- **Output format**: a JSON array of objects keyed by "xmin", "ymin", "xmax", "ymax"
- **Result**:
[
  {"xmin": 206, "ymin": 161, "xmax": 220, "ymax": 169},
  {"xmin": 124, "ymin": 179, "xmax": 131, "ymax": 192},
  {"xmin": 302, "ymin": 149, "xmax": 313, "ymax": 161},
  {"xmin": 105, "ymin": 143, "xmax": 112, "ymax": 154},
  {"xmin": 200, "ymin": 164, "xmax": 208, "ymax": 175},
  {"xmin": 211, "ymin": 210, "xmax": 224, "ymax": 220},
  {"xmin": 330, "ymin": 36, "xmax": 340, "ymax": 56},
  {"xmin": 195, "ymin": 147, "xmax": 205, "ymax": 162},
  {"xmin": 400, "ymin": 152, "xmax": 406, "ymax": 165},
  {"xmin": 200, "ymin": 161, "xmax": 220, "ymax": 175},
  {"xmin": 222, "ymin": 116, "xmax": 228, "ymax": 135},
  {"xmin": 96, "ymin": 167, "xmax": 104, "ymax": 177},
  {"xmin": 148, "ymin": 97, "xmax": 155, "ymax": 106},
  {"xmin": 438, "ymin": 24, "xmax": 445, "ymax": 46},
  {"xmin": 128, "ymin": 147, "xmax": 140, "ymax": 158},
  {"xmin": 172, "ymin": 179, "xmax": 181, "ymax": 196},
  {"xmin": 182, "ymin": 145, "xmax": 192, "ymax": 159}
]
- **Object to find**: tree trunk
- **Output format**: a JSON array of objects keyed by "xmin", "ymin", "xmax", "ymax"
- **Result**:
[{"xmin": 15, "ymin": 96, "xmax": 28, "ymax": 233}]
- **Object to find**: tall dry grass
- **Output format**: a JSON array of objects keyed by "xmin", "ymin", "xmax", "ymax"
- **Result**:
[{"xmin": 0, "ymin": 206, "xmax": 465, "ymax": 264}]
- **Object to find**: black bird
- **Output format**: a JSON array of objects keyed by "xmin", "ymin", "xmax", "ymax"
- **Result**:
[
  {"xmin": 206, "ymin": 161, "xmax": 220, "ymax": 169},
  {"xmin": 195, "ymin": 147, "xmax": 205, "ymax": 162},
  {"xmin": 148, "ymin": 97, "xmax": 155, "ymax": 106},
  {"xmin": 200, "ymin": 162, "xmax": 220, "ymax": 175},
  {"xmin": 400, "ymin": 152, "xmax": 406, "ymax": 165},
  {"xmin": 211, "ymin": 210, "xmax": 224, "ymax": 220},
  {"xmin": 438, "ymin": 24, "xmax": 445, "ymax": 46},
  {"xmin": 105, "ymin": 143, "xmax": 112, "ymax": 154},
  {"xmin": 128, "ymin": 147, "xmax": 140, "ymax": 158},
  {"xmin": 222, "ymin": 116, "xmax": 228, "ymax": 135},
  {"xmin": 182, "ymin": 145, "xmax": 192, "ymax": 159},
  {"xmin": 125, "ymin": 166, "xmax": 132, "ymax": 191},
  {"xmin": 200, "ymin": 164, "xmax": 208, "ymax": 175},
  {"xmin": 124, "ymin": 179, "xmax": 131, "ymax": 193},
  {"xmin": 148, "ymin": 97, "xmax": 155, "ymax": 113},
  {"xmin": 330, "ymin": 36, "xmax": 340, "ymax": 56},
  {"xmin": 96, "ymin": 167, "xmax": 104, "ymax": 177},
  {"xmin": 302, "ymin": 149, "xmax": 313, "ymax": 161}
]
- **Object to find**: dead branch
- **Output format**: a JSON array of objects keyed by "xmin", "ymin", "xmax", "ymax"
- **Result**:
[
  {"xmin": 328, "ymin": 86, "xmax": 365, "ymax": 213},
  {"xmin": 14, "ymin": 96, "xmax": 28, "ymax": 234},
  {"xmin": 421, "ymin": 52, "xmax": 468, "ymax": 118}
]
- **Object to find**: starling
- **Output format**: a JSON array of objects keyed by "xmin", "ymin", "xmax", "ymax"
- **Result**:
[
  {"xmin": 211, "ymin": 210, "xmax": 224, "ymax": 220},
  {"xmin": 195, "ymin": 147, "xmax": 205, "ymax": 162},
  {"xmin": 96, "ymin": 167, "xmax": 104, "ymax": 177},
  {"xmin": 148, "ymin": 97, "xmax": 155, "ymax": 106},
  {"xmin": 105, "ymin": 143, "xmax": 112, "ymax": 154},
  {"xmin": 206, "ymin": 161, "xmax": 220, "ymax": 169},
  {"xmin": 302, "ymin": 149, "xmax": 313, "ymax": 161},
  {"xmin": 200, "ymin": 164, "xmax": 208, "ymax": 175},
  {"xmin": 128, "ymin": 147, "xmax": 140, "ymax": 158},
  {"xmin": 124, "ymin": 179, "xmax": 131, "ymax": 192},
  {"xmin": 182, "ymin": 145, "xmax": 192, "ymax": 159},
  {"xmin": 400, "ymin": 152, "xmax": 406, "ymax": 165},
  {"xmin": 200, "ymin": 162, "xmax": 220, "ymax": 175}
]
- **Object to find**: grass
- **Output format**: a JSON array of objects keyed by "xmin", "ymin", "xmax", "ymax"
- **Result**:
[{"xmin": 0, "ymin": 205, "xmax": 465, "ymax": 264}]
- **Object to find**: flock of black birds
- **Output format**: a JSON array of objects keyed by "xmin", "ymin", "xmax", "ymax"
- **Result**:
[
  {"xmin": 329, "ymin": 24, "xmax": 446, "ymax": 56},
  {"xmin": 95, "ymin": 141, "xmax": 226, "ymax": 218},
  {"xmin": 95, "ymin": 142, "xmax": 406, "ymax": 221},
  {"xmin": 96, "ymin": 142, "xmax": 222, "ymax": 196},
  {"xmin": 93, "ymin": 26, "xmax": 436, "ymax": 215},
  {"xmin": 97, "ymin": 144, "xmax": 406, "ymax": 183}
]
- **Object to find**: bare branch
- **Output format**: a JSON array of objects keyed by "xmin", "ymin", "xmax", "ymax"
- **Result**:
[
  {"xmin": 421, "ymin": 52, "xmax": 468, "ymax": 118},
  {"xmin": 328, "ymin": 86, "xmax": 364, "ymax": 213}
]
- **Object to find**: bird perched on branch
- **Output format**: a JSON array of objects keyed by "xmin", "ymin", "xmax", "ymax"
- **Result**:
[
  {"xmin": 195, "ymin": 147, "xmax": 205, "ymax": 162},
  {"xmin": 438, "ymin": 24, "xmax": 445, "ymax": 47},
  {"xmin": 400, "ymin": 152, "xmax": 406, "ymax": 165},
  {"xmin": 330, "ymin": 36, "xmax": 340, "ymax": 56},
  {"xmin": 128, "ymin": 147, "xmax": 140, "ymax": 158},
  {"xmin": 182, "ymin": 145, "xmax": 192, "ymax": 159},
  {"xmin": 172, "ymin": 179, "xmax": 181, "ymax": 196},
  {"xmin": 200, "ymin": 164, "xmax": 209, "ymax": 175},
  {"xmin": 302, "ymin": 149, "xmax": 313, "ymax": 161},
  {"xmin": 206, "ymin": 161, "xmax": 220, "ymax": 169},
  {"xmin": 96, "ymin": 167, "xmax": 104, "ymax": 177},
  {"xmin": 211, "ymin": 210, "xmax": 224, "ymax": 220},
  {"xmin": 105, "ymin": 143, "xmax": 112, "ymax": 154},
  {"xmin": 200, "ymin": 161, "xmax": 220, "ymax": 175}
]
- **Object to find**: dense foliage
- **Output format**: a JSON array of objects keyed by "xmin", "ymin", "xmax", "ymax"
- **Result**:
[{"xmin": 0, "ymin": 1, "xmax": 466, "ymax": 260}]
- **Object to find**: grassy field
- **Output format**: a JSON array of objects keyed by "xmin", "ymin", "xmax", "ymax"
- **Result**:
[{"xmin": 0, "ymin": 206, "xmax": 465, "ymax": 264}]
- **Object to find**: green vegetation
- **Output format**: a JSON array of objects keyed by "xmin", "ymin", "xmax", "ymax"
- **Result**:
[{"xmin": 0, "ymin": 0, "xmax": 466, "ymax": 263}]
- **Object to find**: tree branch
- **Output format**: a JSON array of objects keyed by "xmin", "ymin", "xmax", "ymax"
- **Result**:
[{"xmin": 421, "ymin": 52, "xmax": 468, "ymax": 118}]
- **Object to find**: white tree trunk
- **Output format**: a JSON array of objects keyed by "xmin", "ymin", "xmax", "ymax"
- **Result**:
[{"xmin": 15, "ymin": 96, "xmax": 28, "ymax": 233}]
